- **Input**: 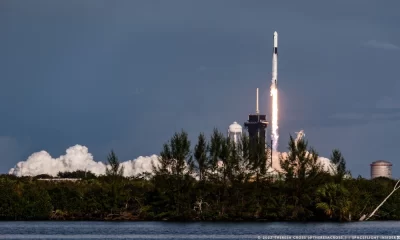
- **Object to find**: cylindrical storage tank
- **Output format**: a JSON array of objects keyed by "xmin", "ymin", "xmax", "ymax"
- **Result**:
[
  {"xmin": 228, "ymin": 121, "xmax": 242, "ymax": 144},
  {"xmin": 370, "ymin": 160, "xmax": 392, "ymax": 179}
]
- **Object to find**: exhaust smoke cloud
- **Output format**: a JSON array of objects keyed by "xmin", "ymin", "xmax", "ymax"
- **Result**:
[
  {"xmin": 270, "ymin": 85, "xmax": 279, "ymax": 152},
  {"xmin": 270, "ymin": 130, "xmax": 335, "ymax": 174},
  {"xmin": 8, "ymin": 129, "xmax": 334, "ymax": 177},
  {"xmin": 8, "ymin": 145, "xmax": 159, "ymax": 177}
]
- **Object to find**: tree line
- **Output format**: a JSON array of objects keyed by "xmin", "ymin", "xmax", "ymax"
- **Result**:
[{"xmin": 0, "ymin": 129, "xmax": 398, "ymax": 221}]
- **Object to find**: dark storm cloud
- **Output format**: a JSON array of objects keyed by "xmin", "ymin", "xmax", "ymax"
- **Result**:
[{"xmin": 0, "ymin": 0, "xmax": 400, "ymax": 177}]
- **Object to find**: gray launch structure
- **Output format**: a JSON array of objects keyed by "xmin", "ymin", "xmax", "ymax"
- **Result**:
[{"xmin": 244, "ymin": 89, "xmax": 269, "ymax": 157}]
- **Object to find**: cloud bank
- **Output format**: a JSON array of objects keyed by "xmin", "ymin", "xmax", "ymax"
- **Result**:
[
  {"xmin": 8, "ymin": 145, "xmax": 159, "ymax": 177},
  {"xmin": 9, "ymin": 130, "xmax": 335, "ymax": 177}
]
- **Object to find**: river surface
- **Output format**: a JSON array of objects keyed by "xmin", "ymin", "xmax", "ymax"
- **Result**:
[{"xmin": 0, "ymin": 221, "xmax": 399, "ymax": 240}]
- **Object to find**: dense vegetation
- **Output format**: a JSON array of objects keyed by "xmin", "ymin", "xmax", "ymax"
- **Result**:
[{"xmin": 0, "ymin": 129, "xmax": 399, "ymax": 221}]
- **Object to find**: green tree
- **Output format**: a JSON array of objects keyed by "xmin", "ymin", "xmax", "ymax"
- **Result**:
[
  {"xmin": 316, "ymin": 183, "xmax": 351, "ymax": 221},
  {"xmin": 0, "ymin": 180, "xmax": 22, "ymax": 220},
  {"xmin": 153, "ymin": 130, "xmax": 192, "ymax": 176},
  {"xmin": 106, "ymin": 150, "xmax": 124, "ymax": 177},
  {"xmin": 280, "ymin": 135, "xmax": 323, "ymax": 180},
  {"xmin": 194, "ymin": 133, "xmax": 208, "ymax": 181},
  {"xmin": 58, "ymin": 170, "xmax": 96, "ymax": 179},
  {"xmin": 105, "ymin": 150, "xmax": 125, "ymax": 214},
  {"xmin": 151, "ymin": 130, "xmax": 194, "ymax": 219},
  {"xmin": 21, "ymin": 183, "xmax": 53, "ymax": 220},
  {"xmin": 207, "ymin": 128, "xmax": 225, "ymax": 175},
  {"xmin": 279, "ymin": 135, "xmax": 323, "ymax": 220},
  {"xmin": 330, "ymin": 149, "xmax": 350, "ymax": 181},
  {"xmin": 5, "ymin": 127, "xmax": 399, "ymax": 222}
]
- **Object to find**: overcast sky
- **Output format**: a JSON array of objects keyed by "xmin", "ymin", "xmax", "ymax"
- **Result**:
[{"xmin": 0, "ymin": 0, "xmax": 399, "ymax": 178}]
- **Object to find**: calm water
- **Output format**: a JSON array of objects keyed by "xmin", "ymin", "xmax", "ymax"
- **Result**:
[{"xmin": 0, "ymin": 221, "xmax": 399, "ymax": 240}]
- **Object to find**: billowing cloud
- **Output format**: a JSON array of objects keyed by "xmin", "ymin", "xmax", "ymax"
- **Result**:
[
  {"xmin": 270, "ymin": 130, "xmax": 335, "ymax": 175},
  {"xmin": 121, "ymin": 155, "xmax": 160, "ymax": 177},
  {"xmin": 8, "ymin": 145, "xmax": 159, "ymax": 177},
  {"xmin": 364, "ymin": 40, "xmax": 400, "ymax": 51},
  {"xmin": 271, "ymin": 152, "xmax": 333, "ymax": 173},
  {"xmin": 9, "ymin": 130, "xmax": 335, "ymax": 178}
]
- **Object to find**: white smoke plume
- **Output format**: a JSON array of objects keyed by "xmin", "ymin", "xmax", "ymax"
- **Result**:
[
  {"xmin": 269, "ymin": 130, "xmax": 335, "ymax": 175},
  {"xmin": 8, "ymin": 145, "xmax": 159, "ymax": 177},
  {"xmin": 271, "ymin": 152, "xmax": 334, "ymax": 173},
  {"xmin": 9, "ymin": 130, "xmax": 335, "ymax": 178},
  {"xmin": 121, "ymin": 155, "xmax": 160, "ymax": 177}
]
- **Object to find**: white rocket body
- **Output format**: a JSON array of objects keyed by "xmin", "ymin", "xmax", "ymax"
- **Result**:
[{"xmin": 272, "ymin": 31, "xmax": 278, "ymax": 88}]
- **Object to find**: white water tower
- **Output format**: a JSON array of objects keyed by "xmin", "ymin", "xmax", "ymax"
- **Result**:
[
  {"xmin": 371, "ymin": 160, "xmax": 392, "ymax": 179},
  {"xmin": 228, "ymin": 121, "xmax": 242, "ymax": 144}
]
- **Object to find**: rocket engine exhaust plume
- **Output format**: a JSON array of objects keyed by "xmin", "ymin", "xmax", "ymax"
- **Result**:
[
  {"xmin": 270, "ymin": 85, "xmax": 279, "ymax": 151},
  {"xmin": 271, "ymin": 31, "xmax": 279, "ymax": 152}
]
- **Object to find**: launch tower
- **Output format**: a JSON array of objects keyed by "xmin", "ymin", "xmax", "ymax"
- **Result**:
[{"xmin": 244, "ymin": 88, "xmax": 268, "ymax": 149}]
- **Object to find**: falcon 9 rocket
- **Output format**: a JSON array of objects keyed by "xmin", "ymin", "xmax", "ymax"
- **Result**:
[
  {"xmin": 270, "ymin": 31, "xmax": 279, "ymax": 151},
  {"xmin": 272, "ymin": 31, "xmax": 278, "ymax": 88}
]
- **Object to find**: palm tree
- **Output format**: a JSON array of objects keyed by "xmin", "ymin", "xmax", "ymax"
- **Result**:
[{"xmin": 316, "ymin": 183, "xmax": 351, "ymax": 221}]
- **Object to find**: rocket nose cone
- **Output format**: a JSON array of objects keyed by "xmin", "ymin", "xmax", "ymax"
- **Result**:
[{"xmin": 274, "ymin": 31, "xmax": 278, "ymax": 35}]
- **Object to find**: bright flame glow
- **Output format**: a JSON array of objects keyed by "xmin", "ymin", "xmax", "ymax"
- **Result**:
[{"xmin": 270, "ymin": 84, "xmax": 279, "ymax": 151}]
